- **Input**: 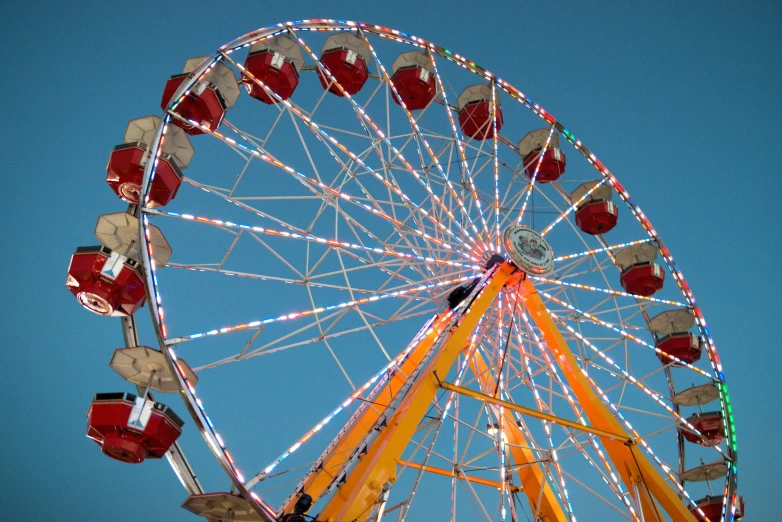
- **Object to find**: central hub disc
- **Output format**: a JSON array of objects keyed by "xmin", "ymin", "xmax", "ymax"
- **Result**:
[{"xmin": 502, "ymin": 225, "xmax": 554, "ymax": 275}]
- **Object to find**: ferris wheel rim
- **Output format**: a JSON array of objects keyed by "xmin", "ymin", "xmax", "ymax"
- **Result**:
[{"xmin": 130, "ymin": 18, "xmax": 738, "ymax": 521}]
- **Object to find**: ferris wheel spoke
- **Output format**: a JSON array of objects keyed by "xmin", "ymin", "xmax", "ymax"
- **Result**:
[
  {"xmin": 510, "ymin": 313, "xmax": 636, "ymax": 517},
  {"xmin": 175, "ymin": 276, "xmax": 459, "ymax": 344},
  {"xmin": 515, "ymin": 124, "xmax": 556, "ymax": 225},
  {"xmin": 195, "ymin": 306, "xmax": 441, "ymax": 374},
  {"xmin": 333, "ymin": 246, "xmax": 394, "ymax": 361},
  {"xmin": 553, "ymin": 255, "xmax": 616, "ymax": 282},
  {"xmin": 542, "ymin": 294, "xmax": 711, "ymax": 378},
  {"xmin": 553, "ymin": 239, "xmax": 654, "ymax": 262},
  {"xmin": 164, "ymin": 263, "xmax": 385, "ymax": 294},
  {"xmin": 150, "ymin": 208, "xmax": 476, "ymax": 268},
  {"xmin": 330, "ymin": 201, "xmax": 448, "ymax": 285},
  {"xmin": 163, "ymin": 258, "xmax": 468, "ymax": 298},
  {"xmin": 286, "ymin": 29, "xmax": 480, "ymax": 253},
  {"xmin": 179, "ymin": 177, "xmax": 320, "ymax": 237},
  {"xmin": 560, "ymin": 471, "xmax": 634, "ymax": 520},
  {"xmin": 568, "ymin": 324, "xmax": 729, "ymax": 452},
  {"xmin": 333, "ymin": 161, "xmax": 452, "ymax": 260},
  {"xmin": 223, "ymin": 115, "xmax": 286, "ymax": 196},
  {"xmin": 532, "ymin": 276, "xmax": 687, "ymax": 307},
  {"xmin": 540, "ymin": 178, "xmax": 607, "ymax": 237},
  {"xmin": 428, "ymin": 56, "xmax": 495, "ymax": 245},
  {"xmin": 490, "ymin": 82, "xmax": 502, "ymax": 251},
  {"xmin": 172, "ymin": 110, "xmax": 472, "ymax": 260},
  {"xmin": 360, "ymin": 36, "xmax": 489, "ymax": 255}
]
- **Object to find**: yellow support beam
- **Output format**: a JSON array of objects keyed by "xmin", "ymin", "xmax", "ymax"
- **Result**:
[
  {"xmin": 516, "ymin": 277, "xmax": 696, "ymax": 522},
  {"xmin": 438, "ymin": 380, "xmax": 632, "ymax": 443},
  {"xmin": 467, "ymin": 348, "xmax": 569, "ymax": 522},
  {"xmin": 316, "ymin": 263, "xmax": 514, "ymax": 522},
  {"xmin": 397, "ymin": 460, "xmax": 523, "ymax": 493},
  {"xmin": 290, "ymin": 312, "xmax": 453, "ymax": 511}
]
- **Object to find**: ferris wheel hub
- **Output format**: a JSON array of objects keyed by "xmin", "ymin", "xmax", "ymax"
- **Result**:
[{"xmin": 502, "ymin": 225, "xmax": 554, "ymax": 275}]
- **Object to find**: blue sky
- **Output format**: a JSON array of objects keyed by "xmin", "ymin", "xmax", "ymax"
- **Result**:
[{"xmin": 2, "ymin": 1, "xmax": 780, "ymax": 520}]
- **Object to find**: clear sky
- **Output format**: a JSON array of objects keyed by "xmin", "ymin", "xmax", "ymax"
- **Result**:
[{"xmin": 2, "ymin": 1, "xmax": 780, "ymax": 520}]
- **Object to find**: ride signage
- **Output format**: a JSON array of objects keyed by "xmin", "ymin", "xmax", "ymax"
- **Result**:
[{"xmin": 502, "ymin": 225, "xmax": 554, "ymax": 275}]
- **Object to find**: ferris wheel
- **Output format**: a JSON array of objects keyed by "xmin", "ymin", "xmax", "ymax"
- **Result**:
[{"xmin": 66, "ymin": 19, "xmax": 743, "ymax": 522}]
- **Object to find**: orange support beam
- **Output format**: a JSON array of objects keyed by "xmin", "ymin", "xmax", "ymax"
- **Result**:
[
  {"xmin": 516, "ymin": 277, "xmax": 696, "ymax": 521},
  {"xmin": 467, "ymin": 348, "xmax": 569, "ymax": 522},
  {"xmin": 315, "ymin": 263, "xmax": 515, "ymax": 521},
  {"xmin": 291, "ymin": 312, "xmax": 453, "ymax": 510},
  {"xmin": 439, "ymin": 380, "xmax": 631, "ymax": 443},
  {"xmin": 397, "ymin": 460, "xmax": 522, "ymax": 493}
]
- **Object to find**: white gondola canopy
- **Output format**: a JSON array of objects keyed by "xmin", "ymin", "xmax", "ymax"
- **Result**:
[
  {"xmin": 679, "ymin": 460, "xmax": 729, "ymax": 482},
  {"xmin": 181, "ymin": 493, "xmax": 264, "ymax": 521},
  {"xmin": 518, "ymin": 128, "xmax": 561, "ymax": 158},
  {"xmin": 391, "ymin": 50, "xmax": 434, "ymax": 75},
  {"xmin": 457, "ymin": 83, "xmax": 496, "ymax": 110},
  {"xmin": 94, "ymin": 212, "xmax": 172, "ymax": 267},
  {"xmin": 649, "ymin": 309, "xmax": 696, "ymax": 335},
  {"xmin": 613, "ymin": 242, "xmax": 658, "ymax": 270},
  {"xmin": 321, "ymin": 32, "xmax": 371, "ymax": 63},
  {"xmin": 109, "ymin": 346, "xmax": 198, "ymax": 393},
  {"xmin": 672, "ymin": 383, "xmax": 720, "ymax": 407},
  {"xmin": 250, "ymin": 35, "xmax": 305, "ymax": 72},
  {"xmin": 183, "ymin": 57, "xmax": 241, "ymax": 109},
  {"xmin": 123, "ymin": 115, "xmax": 194, "ymax": 169},
  {"xmin": 571, "ymin": 180, "xmax": 612, "ymax": 204}
]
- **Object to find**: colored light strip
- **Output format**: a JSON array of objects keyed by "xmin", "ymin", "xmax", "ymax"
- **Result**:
[
  {"xmin": 168, "ymin": 112, "xmax": 476, "ymax": 263},
  {"xmin": 514, "ymin": 307, "xmax": 635, "ymax": 517},
  {"xmin": 150, "ymin": 209, "xmax": 481, "ymax": 270},
  {"xmin": 142, "ymin": 114, "xmax": 278, "ymax": 518},
  {"xmin": 541, "ymin": 180, "xmax": 607, "ymax": 237},
  {"xmin": 554, "ymin": 239, "xmax": 653, "ymax": 262},
  {"xmin": 502, "ymin": 300, "xmax": 576, "ymax": 520},
  {"xmin": 491, "ymin": 83, "xmax": 501, "ymax": 252},
  {"xmin": 428, "ymin": 54, "xmax": 494, "ymax": 246},
  {"xmin": 359, "ymin": 34, "xmax": 490, "ymax": 255},
  {"xmin": 530, "ymin": 276, "xmax": 686, "ymax": 307},
  {"xmin": 552, "ymin": 314, "xmax": 730, "ymax": 462},
  {"xmin": 540, "ymin": 291, "xmax": 711, "ymax": 378},
  {"xmin": 285, "ymin": 27, "xmax": 479, "ymax": 253},
  {"xmin": 516, "ymin": 125, "xmax": 556, "ymax": 225},
  {"xmin": 180, "ymin": 275, "xmax": 470, "ymax": 341},
  {"xmin": 247, "ymin": 312, "xmax": 450, "ymax": 487},
  {"xmin": 543, "ymin": 321, "xmax": 706, "ymax": 515},
  {"xmin": 163, "ymin": 264, "xmax": 474, "ymax": 304}
]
